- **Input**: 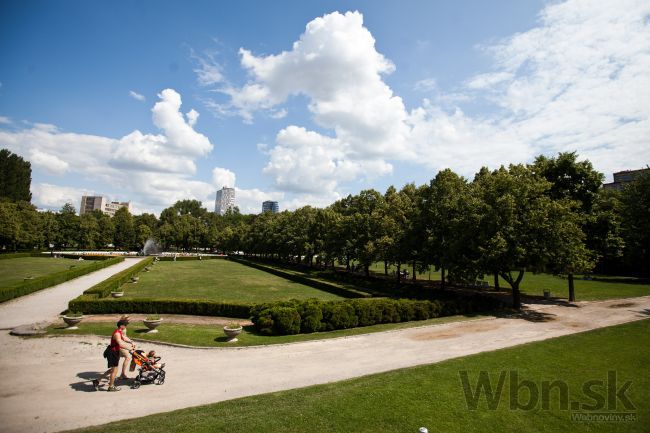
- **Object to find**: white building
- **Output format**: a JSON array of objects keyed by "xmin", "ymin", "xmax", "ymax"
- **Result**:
[
  {"xmin": 80, "ymin": 196, "xmax": 132, "ymax": 217},
  {"xmin": 215, "ymin": 187, "xmax": 236, "ymax": 215}
]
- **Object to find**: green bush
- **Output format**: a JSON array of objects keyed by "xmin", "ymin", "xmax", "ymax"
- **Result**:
[
  {"xmin": 68, "ymin": 296, "xmax": 252, "ymax": 318},
  {"xmin": 0, "ymin": 252, "xmax": 42, "ymax": 260},
  {"xmin": 250, "ymin": 295, "xmax": 506, "ymax": 336},
  {"xmin": 0, "ymin": 256, "xmax": 123, "ymax": 303},
  {"xmin": 299, "ymin": 300, "xmax": 324, "ymax": 333},
  {"xmin": 321, "ymin": 301, "xmax": 358, "ymax": 330},
  {"xmin": 84, "ymin": 257, "xmax": 153, "ymax": 298},
  {"xmin": 271, "ymin": 306, "xmax": 301, "ymax": 335}
]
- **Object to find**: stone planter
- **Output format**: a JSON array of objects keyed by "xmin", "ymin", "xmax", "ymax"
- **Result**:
[
  {"xmin": 143, "ymin": 318, "xmax": 163, "ymax": 333},
  {"xmin": 62, "ymin": 315, "xmax": 83, "ymax": 330},
  {"xmin": 223, "ymin": 326, "xmax": 243, "ymax": 342},
  {"xmin": 543, "ymin": 289, "xmax": 551, "ymax": 300},
  {"xmin": 111, "ymin": 291, "xmax": 124, "ymax": 298}
]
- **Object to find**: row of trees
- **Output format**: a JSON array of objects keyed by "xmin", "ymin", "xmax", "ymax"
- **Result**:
[{"xmin": 1, "ymin": 150, "xmax": 648, "ymax": 308}]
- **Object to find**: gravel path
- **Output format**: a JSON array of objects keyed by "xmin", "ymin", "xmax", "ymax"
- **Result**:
[
  {"xmin": 0, "ymin": 258, "xmax": 146, "ymax": 330},
  {"xmin": 0, "ymin": 295, "xmax": 648, "ymax": 433}
]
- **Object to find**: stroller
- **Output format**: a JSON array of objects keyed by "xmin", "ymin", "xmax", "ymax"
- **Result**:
[{"xmin": 129, "ymin": 349, "xmax": 166, "ymax": 389}]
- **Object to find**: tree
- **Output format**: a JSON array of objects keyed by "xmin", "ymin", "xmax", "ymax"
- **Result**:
[
  {"xmin": 620, "ymin": 169, "xmax": 650, "ymax": 275},
  {"xmin": 57, "ymin": 203, "xmax": 79, "ymax": 249},
  {"xmin": 0, "ymin": 201, "xmax": 20, "ymax": 250},
  {"xmin": 78, "ymin": 213, "xmax": 100, "ymax": 249},
  {"xmin": 472, "ymin": 165, "xmax": 583, "ymax": 309},
  {"xmin": 113, "ymin": 207, "xmax": 135, "ymax": 250},
  {"xmin": 587, "ymin": 189, "xmax": 625, "ymax": 274},
  {"xmin": 0, "ymin": 149, "xmax": 32, "ymax": 202}
]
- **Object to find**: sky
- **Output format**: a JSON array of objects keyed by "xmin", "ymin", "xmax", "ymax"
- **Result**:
[{"xmin": 1, "ymin": 0, "xmax": 649, "ymax": 215}]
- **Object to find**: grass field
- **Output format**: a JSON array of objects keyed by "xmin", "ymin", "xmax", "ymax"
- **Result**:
[
  {"xmin": 0, "ymin": 257, "xmax": 98, "ymax": 287},
  {"xmin": 365, "ymin": 262, "xmax": 650, "ymax": 301},
  {"xmin": 46, "ymin": 313, "xmax": 486, "ymax": 347},
  {"xmin": 65, "ymin": 318, "xmax": 649, "ymax": 433},
  {"xmin": 121, "ymin": 260, "xmax": 342, "ymax": 303}
]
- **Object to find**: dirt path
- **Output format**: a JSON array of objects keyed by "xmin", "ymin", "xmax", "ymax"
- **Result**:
[
  {"xmin": 0, "ymin": 296, "xmax": 648, "ymax": 433},
  {"xmin": 0, "ymin": 258, "xmax": 146, "ymax": 330}
]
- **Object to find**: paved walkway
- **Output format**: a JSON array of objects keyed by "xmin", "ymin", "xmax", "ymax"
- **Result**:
[
  {"xmin": 0, "ymin": 293, "xmax": 647, "ymax": 433},
  {"xmin": 0, "ymin": 258, "xmax": 145, "ymax": 330}
]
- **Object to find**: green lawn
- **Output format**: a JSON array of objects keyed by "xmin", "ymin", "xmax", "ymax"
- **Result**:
[
  {"xmin": 122, "ymin": 260, "xmax": 342, "ymax": 303},
  {"xmin": 65, "ymin": 318, "xmax": 649, "ymax": 433},
  {"xmin": 46, "ymin": 313, "xmax": 486, "ymax": 347},
  {"xmin": 0, "ymin": 257, "xmax": 98, "ymax": 287},
  {"xmin": 365, "ymin": 262, "xmax": 650, "ymax": 301}
]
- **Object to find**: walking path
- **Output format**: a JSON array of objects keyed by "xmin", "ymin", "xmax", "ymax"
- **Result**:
[
  {"xmin": 0, "ymin": 293, "xmax": 648, "ymax": 433},
  {"xmin": 0, "ymin": 257, "xmax": 145, "ymax": 330}
]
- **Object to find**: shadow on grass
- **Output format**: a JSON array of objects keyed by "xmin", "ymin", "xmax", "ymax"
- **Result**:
[{"xmin": 590, "ymin": 276, "xmax": 650, "ymax": 285}]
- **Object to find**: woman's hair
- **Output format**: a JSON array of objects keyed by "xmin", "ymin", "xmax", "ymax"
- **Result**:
[{"xmin": 117, "ymin": 319, "xmax": 128, "ymax": 328}]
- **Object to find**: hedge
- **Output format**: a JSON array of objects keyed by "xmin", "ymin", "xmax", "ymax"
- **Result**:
[
  {"xmin": 230, "ymin": 257, "xmax": 372, "ymax": 299},
  {"xmin": 0, "ymin": 256, "xmax": 124, "ymax": 303},
  {"xmin": 250, "ymin": 295, "xmax": 506, "ymax": 335},
  {"xmin": 68, "ymin": 296, "xmax": 252, "ymax": 318},
  {"xmin": 82, "ymin": 257, "xmax": 154, "ymax": 298}
]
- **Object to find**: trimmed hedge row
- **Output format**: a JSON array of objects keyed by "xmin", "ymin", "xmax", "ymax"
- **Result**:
[
  {"xmin": 158, "ymin": 255, "xmax": 226, "ymax": 261},
  {"xmin": 68, "ymin": 296, "xmax": 252, "ymax": 318},
  {"xmin": 83, "ymin": 257, "xmax": 154, "ymax": 298},
  {"xmin": 251, "ymin": 295, "xmax": 506, "ymax": 335},
  {"xmin": 0, "ymin": 256, "xmax": 124, "ymax": 303},
  {"xmin": 230, "ymin": 257, "xmax": 372, "ymax": 299}
]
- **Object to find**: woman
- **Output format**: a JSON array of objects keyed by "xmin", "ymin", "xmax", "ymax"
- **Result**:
[{"xmin": 93, "ymin": 319, "xmax": 134, "ymax": 392}]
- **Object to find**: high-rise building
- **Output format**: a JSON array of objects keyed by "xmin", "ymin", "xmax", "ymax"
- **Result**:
[
  {"xmin": 603, "ymin": 168, "xmax": 650, "ymax": 191},
  {"xmin": 80, "ymin": 196, "xmax": 132, "ymax": 217},
  {"xmin": 262, "ymin": 200, "xmax": 279, "ymax": 213},
  {"xmin": 215, "ymin": 187, "xmax": 236, "ymax": 215}
]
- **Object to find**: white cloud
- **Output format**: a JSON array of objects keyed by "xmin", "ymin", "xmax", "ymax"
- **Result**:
[
  {"xmin": 29, "ymin": 149, "xmax": 70, "ymax": 175},
  {"xmin": 212, "ymin": 167, "xmax": 236, "ymax": 188},
  {"xmin": 414, "ymin": 78, "xmax": 437, "ymax": 92},
  {"xmin": 192, "ymin": 52, "xmax": 224, "ymax": 86},
  {"xmin": 235, "ymin": 187, "xmax": 284, "ymax": 214},
  {"xmin": 0, "ymin": 89, "xmax": 216, "ymax": 213},
  {"xmin": 222, "ymin": 3, "xmax": 650, "ymax": 196},
  {"xmin": 31, "ymin": 183, "xmax": 92, "ymax": 211},
  {"xmin": 129, "ymin": 90, "xmax": 146, "ymax": 101},
  {"xmin": 0, "ymin": 116, "xmax": 11, "ymax": 124}
]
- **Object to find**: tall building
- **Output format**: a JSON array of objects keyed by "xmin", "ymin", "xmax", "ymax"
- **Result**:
[
  {"xmin": 262, "ymin": 200, "xmax": 279, "ymax": 213},
  {"xmin": 80, "ymin": 196, "xmax": 131, "ymax": 217},
  {"xmin": 603, "ymin": 168, "xmax": 650, "ymax": 191},
  {"xmin": 215, "ymin": 187, "xmax": 236, "ymax": 215}
]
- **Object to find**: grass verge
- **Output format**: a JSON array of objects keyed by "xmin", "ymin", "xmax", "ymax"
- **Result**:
[
  {"xmin": 46, "ymin": 313, "xmax": 486, "ymax": 347},
  {"xmin": 65, "ymin": 318, "xmax": 649, "ymax": 433}
]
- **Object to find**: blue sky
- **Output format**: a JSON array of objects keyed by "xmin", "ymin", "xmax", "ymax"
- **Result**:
[{"xmin": 1, "ymin": 0, "xmax": 648, "ymax": 214}]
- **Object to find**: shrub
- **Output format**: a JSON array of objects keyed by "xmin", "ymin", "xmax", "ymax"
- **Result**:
[
  {"xmin": 271, "ymin": 306, "xmax": 301, "ymax": 335},
  {"xmin": 299, "ymin": 300, "xmax": 323, "ymax": 333},
  {"xmin": 321, "ymin": 301, "xmax": 358, "ymax": 330},
  {"xmin": 68, "ymin": 296, "xmax": 252, "ymax": 318},
  {"xmin": 249, "ymin": 294, "xmax": 506, "ymax": 336}
]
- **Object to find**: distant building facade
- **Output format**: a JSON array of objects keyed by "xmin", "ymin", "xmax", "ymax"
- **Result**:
[
  {"xmin": 262, "ymin": 200, "xmax": 279, "ymax": 213},
  {"xmin": 215, "ymin": 187, "xmax": 236, "ymax": 215},
  {"xmin": 80, "ymin": 196, "xmax": 132, "ymax": 217},
  {"xmin": 603, "ymin": 168, "xmax": 650, "ymax": 191}
]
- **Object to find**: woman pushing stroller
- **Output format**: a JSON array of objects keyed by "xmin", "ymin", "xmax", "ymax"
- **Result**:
[{"xmin": 93, "ymin": 318, "xmax": 135, "ymax": 392}]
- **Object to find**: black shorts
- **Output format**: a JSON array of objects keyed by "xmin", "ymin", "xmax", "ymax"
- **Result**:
[{"xmin": 106, "ymin": 349, "xmax": 120, "ymax": 368}]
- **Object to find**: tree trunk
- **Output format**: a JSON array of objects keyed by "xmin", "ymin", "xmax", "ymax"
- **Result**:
[
  {"xmin": 412, "ymin": 260, "xmax": 416, "ymax": 281},
  {"xmin": 364, "ymin": 264, "xmax": 370, "ymax": 277},
  {"xmin": 384, "ymin": 260, "xmax": 388, "ymax": 275},
  {"xmin": 346, "ymin": 257, "xmax": 350, "ymax": 271},
  {"xmin": 568, "ymin": 273, "xmax": 575, "ymax": 302},
  {"xmin": 397, "ymin": 262, "xmax": 401, "ymax": 283},
  {"xmin": 441, "ymin": 266, "xmax": 446, "ymax": 289},
  {"xmin": 494, "ymin": 272, "xmax": 500, "ymax": 290},
  {"xmin": 501, "ymin": 269, "xmax": 525, "ymax": 310}
]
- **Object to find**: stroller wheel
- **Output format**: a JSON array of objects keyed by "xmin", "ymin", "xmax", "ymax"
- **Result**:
[
  {"xmin": 155, "ymin": 373, "xmax": 165, "ymax": 385},
  {"xmin": 131, "ymin": 381, "xmax": 141, "ymax": 389}
]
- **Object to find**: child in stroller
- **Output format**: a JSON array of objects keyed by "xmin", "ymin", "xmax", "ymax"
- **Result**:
[{"xmin": 129, "ymin": 349, "xmax": 166, "ymax": 389}]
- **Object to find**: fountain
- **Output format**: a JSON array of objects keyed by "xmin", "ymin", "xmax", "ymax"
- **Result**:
[{"xmin": 143, "ymin": 238, "xmax": 161, "ymax": 256}]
